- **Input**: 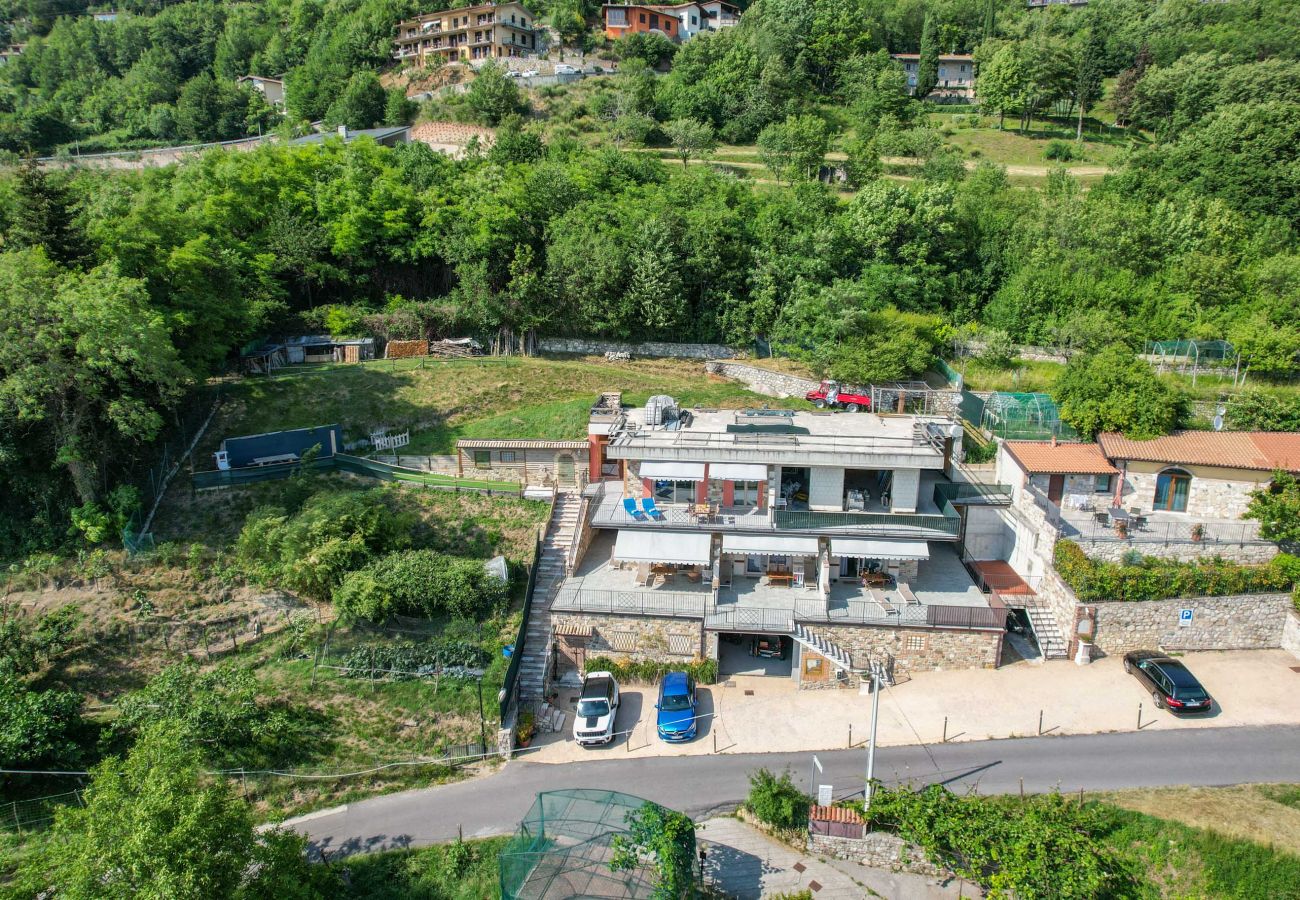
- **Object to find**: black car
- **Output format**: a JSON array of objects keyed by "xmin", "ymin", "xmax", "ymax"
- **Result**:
[{"xmin": 1123, "ymin": 651, "xmax": 1213, "ymax": 714}]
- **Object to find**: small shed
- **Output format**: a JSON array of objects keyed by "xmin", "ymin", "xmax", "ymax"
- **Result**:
[{"xmin": 284, "ymin": 335, "xmax": 376, "ymax": 364}]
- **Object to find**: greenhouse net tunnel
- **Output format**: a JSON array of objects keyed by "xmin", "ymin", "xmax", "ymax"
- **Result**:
[
  {"xmin": 979, "ymin": 392, "xmax": 1079, "ymax": 441},
  {"xmin": 499, "ymin": 789, "xmax": 697, "ymax": 900}
]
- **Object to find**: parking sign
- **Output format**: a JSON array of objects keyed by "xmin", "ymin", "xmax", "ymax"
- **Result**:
[{"xmin": 1178, "ymin": 608, "xmax": 1194, "ymax": 627}]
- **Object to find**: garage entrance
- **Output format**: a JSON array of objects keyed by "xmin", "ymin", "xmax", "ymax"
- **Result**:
[{"xmin": 717, "ymin": 632, "xmax": 794, "ymax": 677}]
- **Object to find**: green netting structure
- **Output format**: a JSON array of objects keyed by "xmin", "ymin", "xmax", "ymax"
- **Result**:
[
  {"xmin": 1145, "ymin": 339, "xmax": 1235, "ymax": 365},
  {"xmin": 980, "ymin": 392, "xmax": 1078, "ymax": 441},
  {"xmin": 500, "ymin": 789, "xmax": 693, "ymax": 900}
]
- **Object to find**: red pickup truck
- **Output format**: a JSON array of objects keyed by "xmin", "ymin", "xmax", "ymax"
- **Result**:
[{"xmin": 805, "ymin": 380, "xmax": 872, "ymax": 412}]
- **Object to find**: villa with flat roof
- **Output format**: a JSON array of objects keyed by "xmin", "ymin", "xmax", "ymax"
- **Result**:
[{"xmin": 547, "ymin": 394, "xmax": 1012, "ymax": 688}]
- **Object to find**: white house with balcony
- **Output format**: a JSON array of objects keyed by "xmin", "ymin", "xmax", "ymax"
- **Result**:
[{"xmin": 548, "ymin": 395, "xmax": 1011, "ymax": 688}]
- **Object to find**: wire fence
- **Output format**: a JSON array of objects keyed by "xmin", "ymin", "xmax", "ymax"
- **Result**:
[{"xmin": 0, "ymin": 790, "xmax": 84, "ymax": 833}]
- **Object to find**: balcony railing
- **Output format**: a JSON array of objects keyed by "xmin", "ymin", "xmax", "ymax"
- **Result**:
[{"xmin": 550, "ymin": 587, "xmax": 1004, "ymax": 632}]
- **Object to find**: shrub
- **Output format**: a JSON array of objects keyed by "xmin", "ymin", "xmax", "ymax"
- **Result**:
[
  {"xmin": 333, "ymin": 550, "xmax": 509, "ymax": 622},
  {"xmin": 1044, "ymin": 140, "xmax": 1078, "ymax": 161},
  {"xmin": 582, "ymin": 655, "xmax": 717, "ymax": 685},
  {"xmin": 746, "ymin": 768, "xmax": 808, "ymax": 830},
  {"xmin": 1053, "ymin": 540, "xmax": 1296, "ymax": 602}
]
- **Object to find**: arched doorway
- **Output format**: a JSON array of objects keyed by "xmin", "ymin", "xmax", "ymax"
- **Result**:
[
  {"xmin": 1153, "ymin": 468, "xmax": 1192, "ymax": 512},
  {"xmin": 556, "ymin": 453, "xmax": 576, "ymax": 486}
]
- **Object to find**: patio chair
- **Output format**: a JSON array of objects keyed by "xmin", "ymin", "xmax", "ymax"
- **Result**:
[
  {"xmin": 641, "ymin": 496, "xmax": 666, "ymax": 521},
  {"xmin": 1093, "ymin": 511, "xmax": 1110, "ymax": 527},
  {"xmin": 1128, "ymin": 507, "xmax": 1142, "ymax": 517},
  {"xmin": 623, "ymin": 497, "xmax": 648, "ymax": 521},
  {"xmin": 1132, "ymin": 515, "xmax": 1148, "ymax": 531},
  {"xmin": 897, "ymin": 582, "xmax": 921, "ymax": 606}
]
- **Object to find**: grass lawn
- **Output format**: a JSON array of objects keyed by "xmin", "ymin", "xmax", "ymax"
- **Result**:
[
  {"xmin": 1096, "ymin": 784, "xmax": 1300, "ymax": 859},
  {"xmin": 339, "ymin": 836, "xmax": 509, "ymax": 899},
  {"xmin": 930, "ymin": 110, "xmax": 1143, "ymax": 168},
  {"xmin": 204, "ymin": 355, "xmax": 803, "ymax": 460},
  {"xmin": 946, "ymin": 356, "xmax": 1064, "ymax": 394}
]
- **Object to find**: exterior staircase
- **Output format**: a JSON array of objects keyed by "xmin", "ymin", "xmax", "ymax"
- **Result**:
[
  {"xmin": 1020, "ymin": 600, "xmax": 1069, "ymax": 660},
  {"xmin": 791, "ymin": 623, "xmax": 858, "ymax": 673},
  {"xmin": 518, "ymin": 493, "xmax": 582, "ymax": 702}
]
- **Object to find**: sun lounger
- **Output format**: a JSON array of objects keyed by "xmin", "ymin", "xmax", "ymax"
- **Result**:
[
  {"xmin": 897, "ymin": 582, "xmax": 921, "ymax": 606},
  {"xmin": 641, "ymin": 496, "xmax": 666, "ymax": 520},
  {"xmin": 623, "ymin": 497, "xmax": 648, "ymax": 521}
]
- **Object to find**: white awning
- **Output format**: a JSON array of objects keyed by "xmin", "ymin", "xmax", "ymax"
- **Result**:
[
  {"xmin": 830, "ymin": 538, "xmax": 930, "ymax": 561},
  {"xmin": 710, "ymin": 462, "xmax": 768, "ymax": 481},
  {"xmin": 722, "ymin": 534, "xmax": 819, "ymax": 556},
  {"xmin": 639, "ymin": 461, "xmax": 706, "ymax": 481},
  {"xmin": 614, "ymin": 530, "xmax": 712, "ymax": 565}
]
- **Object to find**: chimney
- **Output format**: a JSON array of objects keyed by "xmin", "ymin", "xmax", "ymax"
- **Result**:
[
  {"xmin": 1050, "ymin": 435, "xmax": 1057, "ymax": 447},
  {"xmin": 337, "ymin": 124, "xmax": 348, "ymax": 139}
]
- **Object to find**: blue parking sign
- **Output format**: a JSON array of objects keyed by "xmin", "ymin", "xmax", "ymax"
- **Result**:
[{"xmin": 1178, "ymin": 608, "xmax": 1194, "ymax": 627}]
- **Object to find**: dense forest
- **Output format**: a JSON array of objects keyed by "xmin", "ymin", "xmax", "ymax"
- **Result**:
[{"xmin": 0, "ymin": 0, "xmax": 1297, "ymax": 557}]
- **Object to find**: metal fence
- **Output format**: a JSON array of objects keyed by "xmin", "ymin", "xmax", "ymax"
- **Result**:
[
  {"xmin": 0, "ymin": 790, "xmax": 84, "ymax": 832},
  {"xmin": 500, "ymin": 531, "xmax": 545, "ymax": 720},
  {"xmin": 192, "ymin": 453, "xmax": 522, "ymax": 494}
]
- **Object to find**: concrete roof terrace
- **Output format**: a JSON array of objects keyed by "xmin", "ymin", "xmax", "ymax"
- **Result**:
[{"xmin": 605, "ymin": 408, "xmax": 956, "ymax": 470}]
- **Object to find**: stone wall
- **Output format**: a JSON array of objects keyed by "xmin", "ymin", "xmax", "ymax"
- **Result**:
[
  {"xmin": 549, "ymin": 612, "xmax": 707, "ymax": 662},
  {"xmin": 807, "ymin": 832, "xmax": 948, "ymax": 878},
  {"xmin": 1118, "ymin": 465, "xmax": 1269, "ymax": 520},
  {"xmin": 815, "ymin": 623, "xmax": 1002, "ymax": 677},
  {"xmin": 538, "ymin": 337, "xmax": 741, "ymax": 360},
  {"xmin": 703, "ymin": 361, "xmax": 819, "ymax": 399},
  {"xmin": 1090, "ymin": 592, "xmax": 1292, "ymax": 656},
  {"xmin": 1074, "ymin": 538, "xmax": 1277, "ymax": 565},
  {"xmin": 1283, "ymin": 609, "xmax": 1300, "ymax": 658}
]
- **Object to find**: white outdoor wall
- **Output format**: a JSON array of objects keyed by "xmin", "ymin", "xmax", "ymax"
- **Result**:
[
  {"xmin": 808, "ymin": 467, "xmax": 845, "ymax": 512},
  {"xmin": 892, "ymin": 468, "xmax": 921, "ymax": 513}
]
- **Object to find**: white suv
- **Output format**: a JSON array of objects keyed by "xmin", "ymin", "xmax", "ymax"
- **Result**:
[{"xmin": 573, "ymin": 671, "xmax": 620, "ymax": 746}]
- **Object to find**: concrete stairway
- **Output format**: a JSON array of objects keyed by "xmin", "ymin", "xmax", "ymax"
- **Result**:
[
  {"xmin": 791, "ymin": 623, "xmax": 858, "ymax": 673},
  {"xmin": 1023, "ymin": 601, "xmax": 1069, "ymax": 659},
  {"xmin": 518, "ymin": 493, "xmax": 582, "ymax": 702}
]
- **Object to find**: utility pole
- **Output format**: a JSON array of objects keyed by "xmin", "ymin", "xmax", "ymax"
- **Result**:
[{"xmin": 865, "ymin": 663, "xmax": 881, "ymax": 810}]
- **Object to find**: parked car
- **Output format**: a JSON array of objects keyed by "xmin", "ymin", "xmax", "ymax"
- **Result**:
[
  {"xmin": 656, "ymin": 671, "xmax": 698, "ymax": 742},
  {"xmin": 554, "ymin": 63, "xmax": 579, "ymax": 75},
  {"xmin": 1123, "ymin": 651, "xmax": 1213, "ymax": 713},
  {"xmin": 573, "ymin": 671, "xmax": 620, "ymax": 745},
  {"xmin": 805, "ymin": 380, "xmax": 872, "ymax": 412},
  {"xmin": 750, "ymin": 635, "xmax": 787, "ymax": 659}
]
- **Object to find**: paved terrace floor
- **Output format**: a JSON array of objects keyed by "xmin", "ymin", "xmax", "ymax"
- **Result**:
[
  {"xmin": 564, "ymin": 532, "xmax": 987, "ymax": 614},
  {"xmin": 1057, "ymin": 506, "xmax": 1264, "ymax": 545}
]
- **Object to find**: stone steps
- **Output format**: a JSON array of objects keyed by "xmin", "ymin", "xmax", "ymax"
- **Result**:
[{"xmin": 517, "ymin": 493, "xmax": 583, "ymax": 702}]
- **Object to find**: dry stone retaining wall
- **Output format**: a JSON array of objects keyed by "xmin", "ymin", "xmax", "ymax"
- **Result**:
[
  {"xmin": 704, "ymin": 361, "xmax": 819, "ymax": 399},
  {"xmin": 1090, "ymin": 592, "xmax": 1292, "ymax": 656},
  {"xmin": 1075, "ymin": 538, "xmax": 1277, "ymax": 565},
  {"xmin": 537, "ymin": 338, "xmax": 740, "ymax": 359},
  {"xmin": 807, "ymin": 832, "xmax": 948, "ymax": 878},
  {"xmin": 816, "ymin": 623, "xmax": 1003, "ymax": 677}
]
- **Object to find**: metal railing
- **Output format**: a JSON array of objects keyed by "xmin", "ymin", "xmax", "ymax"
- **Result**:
[
  {"xmin": 551, "ymin": 588, "xmax": 710, "ymax": 619},
  {"xmin": 933, "ymin": 481, "xmax": 1012, "ymax": 507},
  {"xmin": 500, "ymin": 531, "xmax": 543, "ymax": 719}
]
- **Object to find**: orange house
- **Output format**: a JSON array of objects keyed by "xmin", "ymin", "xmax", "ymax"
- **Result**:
[{"xmin": 602, "ymin": 4, "xmax": 679, "ymax": 41}]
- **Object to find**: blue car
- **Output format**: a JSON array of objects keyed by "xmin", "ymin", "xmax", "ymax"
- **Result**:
[{"xmin": 656, "ymin": 671, "xmax": 698, "ymax": 742}]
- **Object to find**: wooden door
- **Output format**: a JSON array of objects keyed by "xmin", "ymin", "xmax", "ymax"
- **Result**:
[{"xmin": 1047, "ymin": 474, "xmax": 1065, "ymax": 504}]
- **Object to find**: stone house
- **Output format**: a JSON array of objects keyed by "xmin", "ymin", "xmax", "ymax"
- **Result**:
[
  {"xmin": 996, "ymin": 439, "xmax": 1118, "ymax": 508},
  {"xmin": 456, "ymin": 439, "xmax": 589, "ymax": 488}
]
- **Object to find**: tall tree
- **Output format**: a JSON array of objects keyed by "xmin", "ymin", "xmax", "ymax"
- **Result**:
[
  {"xmin": 983, "ymin": 0, "xmax": 996, "ymax": 42},
  {"xmin": 662, "ymin": 118, "xmax": 716, "ymax": 169},
  {"xmin": 10, "ymin": 160, "xmax": 88, "ymax": 268},
  {"xmin": 916, "ymin": 14, "xmax": 939, "ymax": 99},
  {"xmin": 1073, "ymin": 28, "xmax": 1106, "ymax": 140},
  {"xmin": 974, "ymin": 43, "xmax": 1025, "ymax": 131},
  {"xmin": 325, "ymin": 70, "xmax": 388, "ymax": 130}
]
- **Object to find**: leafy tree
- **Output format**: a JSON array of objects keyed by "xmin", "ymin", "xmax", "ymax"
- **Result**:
[
  {"xmin": 1245, "ymin": 473, "xmax": 1300, "ymax": 547},
  {"xmin": 30, "ymin": 725, "xmax": 334, "ymax": 899},
  {"xmin": 333, "ymin": 549, "xmax": 509, "ymax": 622},
  {"xmin": 916, "ymin": 13, "xmax": 939, "ymax": 99},
  {"xmin": 0, "ymin": 673, "xmax": 82, "ymax": 768},
  {"xmin": 175, "ymin": 73, "xmax": 251, "ymax": 143},
  {"xmin": 842, "ymin": 133, "xmax": 881, "ymax": 188},
  {"xmin": 745, "ymin": 768, "xmax": 808, "ymax": 830},
  {"xmin": 110, "ymin": 662, "xmax": 289, "ymax": 763},
  {"xmin": 609, "ymin": 801, "xmax": 697, "ymax": 900},
  {"xmin": 975, "ymin": 42, "xmax": 1025, "ymax": 131},
  {"xmin": 1054, "ymin": 345, "xmax": 1187, "ymax": 439},
  {"xmin": 661, "ymin": 117, "xmax": 715, "ymax": 170},
  {"xmin": 384, "ymin": 87, "xmax": 418, "ymax": 127},
  {"xmin": 489, "ymin": 116, "xmax": 544, "ymax": 165},
  {"xmin": 617, "ymin": 31, "xmax": 677, "ymax": 68},
  {"xmin": 1225, "ymin": 392, "xmax": 1300, "ymax": 432},
  {"xmin": 757, "ymin": 114, "xmax": 831, "ymax": 182},
  {"xmin": 466, "ymin": 61, "xmax": 523, "ymax": 126},
  {"xmin": 324, "ymin": 70, "xmax": 388, "ymax": 130},
  {"xmin": 1073, "ymin": 27, "xmax": 1105, "ymax": 140}
]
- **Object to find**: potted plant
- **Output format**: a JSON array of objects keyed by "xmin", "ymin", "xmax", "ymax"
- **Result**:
[
  {"xmin": 516, "ymin": 711, "xmax": 536, "ymax": 747},
  {"xmin": 1114, "ymin": 518, "xmax": 1129, "ymax": 538},
  {"xmin": 1190, "ymin": 523, "xmax": 1205, "ymax": 542}
]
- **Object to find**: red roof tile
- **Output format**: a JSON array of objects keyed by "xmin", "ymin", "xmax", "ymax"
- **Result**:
[
  {"xmin": 1097, "ymin": 431, "xmax": 1300, "ymax": 473},
  {"xmin": 809, "ymin": 805, "xmax": 864, "ymax": 824},
  {"xmin": 1003, "ymin": 441, "xmax": 1118, "ymax": 475}
]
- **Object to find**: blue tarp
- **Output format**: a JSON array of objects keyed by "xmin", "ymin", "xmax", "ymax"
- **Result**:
[{"xmin": 220, "ymin": 425, "xmax": 343, "ymax": 468}]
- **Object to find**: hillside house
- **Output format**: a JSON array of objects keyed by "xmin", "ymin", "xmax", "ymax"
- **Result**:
[
  {"xmin": 891, "ymin": 53, "xmax": 975, "ymax": 100},
  {"xmin": 237, "ymin": 75, "xmax": 285, "ymax": 109},
  {"xmin": 394, "ymin": 2, "xmax": 537, "ymax": 63},
  {"xmin": 601, "ymin": 1, "xmax": 739, "ymax": 42}
]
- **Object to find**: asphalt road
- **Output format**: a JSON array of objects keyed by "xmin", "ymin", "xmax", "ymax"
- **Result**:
[{"xmin": 291, "ymin": 725, "xmax": 1300, "ymax": 859}]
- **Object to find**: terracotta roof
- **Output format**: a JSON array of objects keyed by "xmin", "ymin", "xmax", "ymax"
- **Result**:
[
  {"xmin": 890, "ymin": 53, "xmax": 974, "ymax": 61},
  {"xmin": 1097, "ymin": 431, "xmax": 1300, "ymax": 473},
  {"xmin": 809, "ymin": 805, "xmax": 864, "ymax": 824},
  {"xmin": 1003, "ymin": 441, "xmax": 1118, "ymax": 475}
]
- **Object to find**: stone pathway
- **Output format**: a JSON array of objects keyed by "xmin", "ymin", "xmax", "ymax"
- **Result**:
[{"xmin": 698, "ymin": 817, "xmax": 976, "ymax": 899}]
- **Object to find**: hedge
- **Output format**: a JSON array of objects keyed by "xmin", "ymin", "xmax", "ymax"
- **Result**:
[
  {"xmin": 582, "ymin": 655, "xmax": 718, "ymax": 685},
  {"xmin": 1054, "ymin": 540, "xmax": 1298, "ymax": 602}
]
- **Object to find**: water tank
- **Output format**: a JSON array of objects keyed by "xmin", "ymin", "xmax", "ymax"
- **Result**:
[{"xmin": 645, "ymin": 395, "xmax": 677, "ymax": 426}]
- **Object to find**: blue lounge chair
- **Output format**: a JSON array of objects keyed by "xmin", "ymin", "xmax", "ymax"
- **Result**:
[
  {"xmin": 641, "ymin": 496, "xmax": 666, "ymax": 520},
  {"xmin": 623, "ymin": 497, "xmax": 648, "ymax": 521}
]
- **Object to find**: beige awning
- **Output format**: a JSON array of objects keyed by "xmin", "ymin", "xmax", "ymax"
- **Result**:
[
  {"xmin": 613, "ymin": 530, "xmax": 712, "ymax": 565},
  {"xmin": 722, "ymin": 534, "xmax": 819, "ymax": 556},
  {"xmin": 830, "ymin": 538, "xmax": 930, "ymax": 561},
  {"xmin": 710, "ymin": 462, "xmax": 768, "ymax": 481},
  {"xmin": 639, "ymin": 461, "xmax": 706, "ymax": 481}
]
